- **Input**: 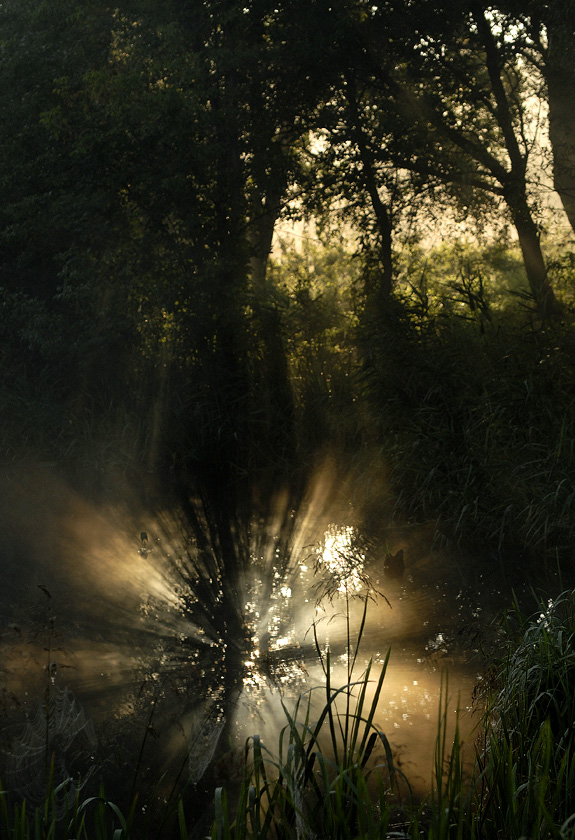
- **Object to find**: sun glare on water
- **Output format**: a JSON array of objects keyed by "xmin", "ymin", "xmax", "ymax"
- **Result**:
[
  {"xmin": 320, "ymin": 525, "xmax": 365, "ymax": 593},
  {"xmin": 0, "ymin": 462, "xmax": 483, "ymax": 802}
]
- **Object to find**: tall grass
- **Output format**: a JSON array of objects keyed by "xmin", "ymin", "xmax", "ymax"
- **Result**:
[
  {"xmin": 473, "ymin": 590, "xmax": 575, "ymax": 839},
  {"xmin": 4, "ymin": 590, "xmax": 575, "ymax": 838},
  {"xmin": 209, "ymin": 648, "xmax": 401, "ymax": 840},
  {"xmin": 361, "ymin": 288, "xmax": 575, "ymax": 566},
  {"xmin": 210, "ymin": 547, "xmax": 406, "ymax": 840},
  {"xmin": 0, "ymin": 772, "xmax": 138, "ymax": 840},
  {"xmin": 209, "ymin": 590, "xmax": 575, "ymax": 840}
]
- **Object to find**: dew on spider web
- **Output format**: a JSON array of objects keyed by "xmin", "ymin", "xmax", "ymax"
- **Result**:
[{"xmin": 6, "ymin": 685, "xmax": 97, "ymax": 817}]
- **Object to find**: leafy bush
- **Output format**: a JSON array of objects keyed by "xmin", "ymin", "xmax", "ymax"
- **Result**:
[
  {"xmin": 361, "ymin": 264, "xmax": 575, "ymax": 566},
  {"xmin": 476, "ymin": 591, "xmax": 575, "ymax": 838}
]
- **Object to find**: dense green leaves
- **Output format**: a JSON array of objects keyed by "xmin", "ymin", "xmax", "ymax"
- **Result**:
[{"xmin": 1, "ymin": 0, "xmax": 574, "ymax": 500}]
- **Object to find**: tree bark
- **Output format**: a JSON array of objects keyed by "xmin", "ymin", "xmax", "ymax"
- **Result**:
[
  {"xmin": 344, "ymin": 75, "xmax": 394, "ymax": 308},
  {"xmin": 247, "ymin": 182, "xmax": 296, "ymax": 463},
  {"xmin": 545, "ymin": 18, "xmax": 575, "ymax": 237},
  {"xmin": 473, "ymin": 6, "xmax": 561, "ymax": 319},
  {"xmin": 511, "ymin": 195, "xmax": 559, "ymax": 318}
]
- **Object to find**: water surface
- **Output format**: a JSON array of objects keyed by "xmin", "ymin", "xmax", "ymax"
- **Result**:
[{"xmin": 0, "ymin": 459, "xmax": 536, "ymax": 819}]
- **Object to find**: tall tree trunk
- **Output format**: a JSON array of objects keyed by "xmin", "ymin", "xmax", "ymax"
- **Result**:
[
  {"xmin": 248, "ymin": 183, "xmax": 296, "ymax": 466},
  {"xmin": 546, "ymin": 18, "xmax": 575, "ymax": 237},
  {"xmin": 249, "ymin": 198, "xmax": 279, "ymax": 290},
  {"xmin": 473, "ymin": 6, "xmax": 561, "ymax": 319},
  {"xmin": 511, "ymin": 197, "xmax": 558, "ymax": 318},
  {"xmin": 358, "ymin": 153, "xmax": 394, "ymax": 304},
  {"xmin": 345, "ymin": 75, "xmax": 394, "ymax": 310}
]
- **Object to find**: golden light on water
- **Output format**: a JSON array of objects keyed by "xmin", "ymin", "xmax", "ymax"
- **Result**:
[
  {"xmin": 319, "ymin": 524, "xmax": 365, "ymax": 593},
  {"xmin": 0, "ymin": 460, "xmax": 491, "ymax": 798}
]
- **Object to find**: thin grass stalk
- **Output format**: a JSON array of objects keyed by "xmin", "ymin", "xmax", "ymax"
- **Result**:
[
  {"xmin": 0, "ymin": 785, "xmax": 9, "ymax": 837},
  {"xmin": 128, "ymin": 680, "xmax": 165, "ymax": 807},
  {"xmin": 343, "ymin": 582, "xmax": 352, "ymax": 756},
  {"xmin": 277, "ymin": 702, "xmax": 321, "ymax": 834},
  {"xmin": 357, "ymin": 651, "xmax": 391, "ymax": 758},
  {"xmin": 311, "ymin": 621, "xmax": 340, "ymax": 768},
  {"xmin": 349, "ymin": 595, "xmax": 370, "ymax": 678},
  {"xmin": 227, "ymin": 767, "xmax": 250, "ymax": 840},
  {"xmin": 425, "ymin": 675, "xmax": 469, "ymax": 840}
]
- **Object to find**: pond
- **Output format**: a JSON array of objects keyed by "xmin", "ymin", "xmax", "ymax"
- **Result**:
[{"xmin": 0, "ymin": 459, "xmax": 543, "ymax": 832}]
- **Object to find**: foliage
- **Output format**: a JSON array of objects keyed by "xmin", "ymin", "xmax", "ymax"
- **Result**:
[
  {"xmin": 321, "ymin": 0, "xmax": 568, "ymax": 317},
  {"xmin": 360, "ymin": 234, "xmax": 575, "ymax": 564},
  {"xmin": 268, "ymin": 237, "xmax": 362, "ymax": 454},
  {"xmin": 4, "ymin": 2, "xmax": 575, "ymax": 832},
  {"xmin": 1, "ymin": 0, "xmax": 574, "ymax": 495},
  {"xmin": 0, "ymin": 0, "xmax": 334, "ymax": 495},
  {"xmin": 470, "ymin": 590, "xmax": 575, "ymax": 839}
]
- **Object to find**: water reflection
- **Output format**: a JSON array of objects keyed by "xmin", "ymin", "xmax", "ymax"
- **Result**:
[
  {"xmin": 319, "ymin": 524, "xmax": 365, "ymax": 593},
  {"xmin": 0, "ymin": 462, "xmax": 516, "ymax": 819}
]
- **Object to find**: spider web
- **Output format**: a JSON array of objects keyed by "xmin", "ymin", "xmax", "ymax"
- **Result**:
[
  {"xmin": 187, "ymin": 688, "xmax": 227, "ymax": 785},
  {"xmin": 6, "ymin": 686, "xmax": 97, "ymax": 815}
]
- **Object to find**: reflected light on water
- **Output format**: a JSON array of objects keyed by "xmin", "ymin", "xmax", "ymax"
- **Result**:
[
  {"xmin": 0, "ymin": 460, "xmax": 491, "ymax": 806},
  {"xmin": 319, "ymin": 525, "xmax": 365, "ymax": 593}
]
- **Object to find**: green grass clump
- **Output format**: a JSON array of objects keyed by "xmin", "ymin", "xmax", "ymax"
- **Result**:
[
  {"xmin": 209, "ymin": 555, "xmax": 407, "ymax": 840},
  {"xmin": 209, "ymin": 652, "xmax": 402, "ymax": 840},
  {"xmin": 474, "ymin": 591, "xmax": 575, "ymax": 839},
  {"xmin": 211, "ymin": 590, "xmax": 575, "ymax": 840},
  {"xmin": 0, "ymin": 772, "xmax": 138, "ymax": 840}
]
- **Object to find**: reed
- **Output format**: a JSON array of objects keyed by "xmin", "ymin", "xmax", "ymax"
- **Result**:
[
  {"xmin": 210, "ymin": 590, "xmax": 575, "ymax": 840},
  {"xmin": 209, "ymin": 652, "xmax": 400, "ymax": 840},
  {"xmin": 210, "ymin": 550, "xmax": 407, "ymax": 840},
  {"xmin": 473, "ymin": 590, "xmax": 575, "ymax": 838},
  {"xmin": 361, "ymin": 285, "xmax": 575, "ymax": 566},
  {"xmin": 4, "ymin": 586, "xmax": 575, "ymax": 839},
  {"xmin": 0, "ymin": 772, "xmax": 138, "ymax": 840}
]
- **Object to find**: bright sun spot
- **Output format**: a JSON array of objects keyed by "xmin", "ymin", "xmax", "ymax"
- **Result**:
[{"xmin": 320, "ymin": 525, "xmax": 365, "ymax": 593}]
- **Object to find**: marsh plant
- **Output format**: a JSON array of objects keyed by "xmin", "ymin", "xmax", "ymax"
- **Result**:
[
  {"xmin": 362, "ymin": 291, "xmax": 575, "ymax": 565},
  {"xmin": 0, "ymin": 775, "xmax": 140, "ymax": 840},
  {"xmin": 2, "ymin": 586, "xmax": 98, "ymax": 823},
  {"xmin": 413, "ymin": 589, "xmax": 575, "ymax": 840},
  {"xmin": 209, "ymin": 527, "xmax": 406, "ymax": 840},
  {"xmin": 210, "ymin": 588, "xmax": 575, "ymax": 840},
  {"xmin": 473, "ymin": 590, "xmax": 575, "ymax": 839},
  {"xmin": 5, "ymin": 560, "xmax": 575, "ymax": 837}
]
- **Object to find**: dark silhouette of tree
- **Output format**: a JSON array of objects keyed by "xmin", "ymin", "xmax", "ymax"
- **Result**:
[
  {"xmin": 313, "ymin": 0, "xmax": 561, "ymax": 318},
  {"xmin": 494, "ymin": 0, "xmax": 575, "ymax": 239}
]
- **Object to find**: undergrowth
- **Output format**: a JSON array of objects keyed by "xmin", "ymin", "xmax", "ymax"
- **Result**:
[
  {"xmin": 208, "ymin": 588, "xmax": 575, "ymax": 840},
  {"xmin": 361, "ymin": 294, "xmax": 575, "ymax": 567},
  {"xmin": 4, "ymin": 581, "xmax": 575, "ymax": 838}
]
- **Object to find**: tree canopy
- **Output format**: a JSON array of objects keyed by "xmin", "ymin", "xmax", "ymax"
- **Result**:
[{"xmin": 1, "ymin": 0, "xmax": 574, "ymax": 494}]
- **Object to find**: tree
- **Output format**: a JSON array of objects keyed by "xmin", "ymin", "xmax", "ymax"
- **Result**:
[
  {"xmin": 322, "ymin": 0, "xmax": 562, "ymax": 318},
  {"xmin": 0, "ymin": 0, "xmax": 345, "ymax": 491},
  {"xmin": 309, "ymin": 69, "xmax": 399, "ymax": 315},
  {"xmin": 494, "ymin": 0, "xmax": 575, "ymax": 239},
  {"xmin": 541, "ymin": 4, "xmax": 575, "ymax": 237},
  {"xmin": 0, "ymin": 0, "xmax": 140, "ymax": 405}
]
